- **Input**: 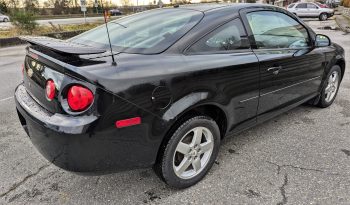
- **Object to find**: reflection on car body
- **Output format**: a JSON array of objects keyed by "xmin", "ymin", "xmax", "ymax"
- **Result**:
[{"xmin": 287, "ymin": 2, "xmax": 335, "ymax": 21}]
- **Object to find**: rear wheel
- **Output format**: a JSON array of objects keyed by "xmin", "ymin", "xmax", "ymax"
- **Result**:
[
  {"xmin": 317, "ymin": 66, "xmax": 341, "ymax": 108},
  {"xmin": 319, "ymin": 13, "xmax": 328, "ymax": 21},
  {"xmin": 154, "ymin": 116, "xmax": 220, "ymax": 188},
  {"xmin": 3, "ymin": 18, "xmax": 9, "ymax": 22}
]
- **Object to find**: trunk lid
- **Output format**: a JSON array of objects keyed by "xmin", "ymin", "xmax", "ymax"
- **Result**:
[{"xmin": 21, "ymin": 36, "xmax": 109, "ymax": 114}]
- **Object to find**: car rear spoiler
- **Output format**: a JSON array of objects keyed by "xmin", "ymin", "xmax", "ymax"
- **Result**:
[{"xmin": 20, "ymin": 36, "xmax": 106, "ymax": 55}]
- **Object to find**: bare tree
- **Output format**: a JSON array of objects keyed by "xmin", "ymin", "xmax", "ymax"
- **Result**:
[
  {"xmin": 43, "ymin": 0, "xmax": 55, "ymax": 8},
  {"xmin": 24, "ymin": 0, "xmax": 39, "ymax": 12},
  {"xmin": 0, "ymin": 1, "xmax": 8, "ymax": 12},
  {"xmin": 87, "ymin": 0, "xmax": 95, "ymax": 7},
  {"xmin": 52, "ymin": 0, "xmax": 69, "ymax": 14},
  {"xmin": 66, "ymin": 0, "xmax": 75, "ymax": 7},
  {"xmin": 4, "ymin": 0, "xmax": 20, "ymax": 9},
  {"xmin": 121, "ymin": 0, "xmax": 130, "ymax": 6}
]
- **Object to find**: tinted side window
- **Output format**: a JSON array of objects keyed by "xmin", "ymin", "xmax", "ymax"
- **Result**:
[
  {"xmin": 246, "ymin": 11, "xmax": 310, "ymax": 49},
  {"xmin": 296, "ymin": 3, "xmax": 307, "ymax": 8},
  {"xmin": 187, "ymin": 19, "xmax": 249, "ymax": 54},
  {"xmin": 288, "ymin": 4, "xmax": 295, "ymax": 8}
]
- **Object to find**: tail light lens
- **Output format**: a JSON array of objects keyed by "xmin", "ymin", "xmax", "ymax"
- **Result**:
[
  {"xmin": 46, "ymin": 79, "xmax": 56, "ymax": 101},
  {"xmin": 67, "ymin": 85, "xmax": 94, "ymax": 112}
]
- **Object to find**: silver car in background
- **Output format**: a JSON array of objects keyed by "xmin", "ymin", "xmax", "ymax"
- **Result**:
[
  {"xmin": 0, "ymin": 13, "xmax": 10, "ymax": 22},
  {"xmin": 287, "ymin": 2, "xmax": 335, "ymax": 21}
]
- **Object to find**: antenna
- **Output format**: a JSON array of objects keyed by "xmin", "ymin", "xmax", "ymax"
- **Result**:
[{"xmin": 101, "ymin": 1, "xmax": 117, "ymax": 66}]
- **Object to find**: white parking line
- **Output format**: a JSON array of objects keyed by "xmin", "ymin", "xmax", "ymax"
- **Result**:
[{"xmin": 0, "ymin": 96, "xmax": 14, "ymax": 102}]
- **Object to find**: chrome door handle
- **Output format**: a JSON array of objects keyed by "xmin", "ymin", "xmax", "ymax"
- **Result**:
[{"xmin": 267, "ymin": 66, "xmax": 282, "ymax": 75}]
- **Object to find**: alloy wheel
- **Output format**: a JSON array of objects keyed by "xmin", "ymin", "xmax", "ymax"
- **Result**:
[
  {"xmin": 173, "ymin": 126, "xmax": 214, "ymax": 179},
  {"xmin": 325, "ymin": 71, "xmax": 339, "ymax": 103}
]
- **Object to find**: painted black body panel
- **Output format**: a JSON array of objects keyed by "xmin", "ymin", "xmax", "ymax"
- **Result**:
[
  {"xmin": 15, "ymin": 4, "xmax": 345, "ymax": 172},
  {"xmin": 254, "ymin": 48, "xmax": 324, "ymax": 120}
]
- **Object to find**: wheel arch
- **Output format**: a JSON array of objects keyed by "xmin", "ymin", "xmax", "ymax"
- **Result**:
[
  {"xmin": 335, "ymin": 59, "xmax": 346, "ymax": 81},
  {"xmin": 154, "ymin": 103, "xmax": 228, "ymax": 165}
]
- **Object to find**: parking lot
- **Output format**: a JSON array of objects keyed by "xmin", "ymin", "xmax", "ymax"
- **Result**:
[{"xmin": 0, "ymin": 17, "xmax": 349, "ymax": 204}]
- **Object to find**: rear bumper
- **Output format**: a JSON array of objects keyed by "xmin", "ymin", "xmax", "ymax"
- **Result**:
[{"xmin": 15, "ymin": 84, "xmax": 159, "ymax": 173}]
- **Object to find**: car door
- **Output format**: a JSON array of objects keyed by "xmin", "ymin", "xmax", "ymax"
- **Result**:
[
  {"xmin": 307, "ymin": 3, "xmax": 320, "ymax": 17},
  {"xmin": 185, "ymin": 18, "xmax": 260, "ymax": 132},
  {"xmin": 240, "ymin": 9, "xmax": 325, "ymax": 121},
  {"xmin": 295, "ymin": 3, "xmax": 308, "ymax": 17}
]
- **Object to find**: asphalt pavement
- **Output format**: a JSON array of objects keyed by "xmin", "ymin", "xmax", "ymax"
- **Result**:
[{"xmin": 0, "ymin": 18, "xmax": 349, "ymax": 204}]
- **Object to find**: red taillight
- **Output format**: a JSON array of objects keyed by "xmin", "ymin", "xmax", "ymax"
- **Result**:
[
  {"xmin": 46, "ymin": 80, "xmax": 56, "ymax": 101},
  {"xmin": 116, "ymin": 117, "xmax": 141, "ymax": 128},
  {"xmin": 67, "ymin": 85, "xmax": 94, "ymax": 112}
]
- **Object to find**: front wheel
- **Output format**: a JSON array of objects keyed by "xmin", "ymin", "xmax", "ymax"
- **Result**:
[
  {"xmin": 319, "ymin": 13, "xmax": 328, "ymax": 21},
  {"xmin": 154, "ymin": 116, "xmax": 220, "ymax": 189},
  {"xmin": 317, "ymin": 66, "xmax": 341, "ymax": 108}
]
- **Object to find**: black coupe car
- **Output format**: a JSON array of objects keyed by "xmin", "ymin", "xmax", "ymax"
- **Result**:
[{"xmin": 15, "ymin": 4, "xmax": 345, "ymax": 188}]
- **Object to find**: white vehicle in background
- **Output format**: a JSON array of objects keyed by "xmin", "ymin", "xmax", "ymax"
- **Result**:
[
  {"xmin": 326, "ymin": 0, "xmax": 341, "ymax": 8},
  {"xmin": 0, "ymin": 13, "xmax": 10, "ymax": 22},
  {"xmin": 287, "ymin": 2, "xmax": 335, "ymax": 21}
]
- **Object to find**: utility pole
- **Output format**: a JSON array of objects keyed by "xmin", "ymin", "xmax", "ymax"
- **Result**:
[
  {"xmin": 80, "ymin": 0, "xmax": 87, "ymax": 23},
  {"xmin": 95, "ymin": 0, "xmax": 99, "ymax": 14}
]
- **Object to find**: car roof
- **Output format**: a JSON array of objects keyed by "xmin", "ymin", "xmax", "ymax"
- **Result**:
[{"xmin": 177, "ymin": 3, "xmax": 278, "ymax": 12}]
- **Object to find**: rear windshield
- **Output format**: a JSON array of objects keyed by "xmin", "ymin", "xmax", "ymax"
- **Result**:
[
  {"xmin": 70, "ymin": 8, "xmax": 203, "ymax": 54},
  {"xmin": 288, "ymin": 4, "xmax": 295, "ymax": 8}
]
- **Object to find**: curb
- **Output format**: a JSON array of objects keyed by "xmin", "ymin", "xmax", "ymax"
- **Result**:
[{"xmin": 0, "ymin": 37, "xmax": 25, "ymax": 47}]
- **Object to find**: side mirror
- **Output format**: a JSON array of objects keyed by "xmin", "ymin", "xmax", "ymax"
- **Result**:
[{"xmin": 315, "ymin": 34, "xmax": 331, "ymax": 47}]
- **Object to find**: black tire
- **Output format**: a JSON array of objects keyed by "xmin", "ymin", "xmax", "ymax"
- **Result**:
[
  {"xmin": 317, "ymin": 65, "xmax": 342, "ymax": 108},
  {"xmin": 3, "ymin": 18, "xmax": 8, "ymax": 22},
  {"xmin": 319, "ymin": 13, "xmax": 328, "ymax": 21},
  {"xmin": 154, "ymin": 116, "xmax": 221, "ymax": 189}
]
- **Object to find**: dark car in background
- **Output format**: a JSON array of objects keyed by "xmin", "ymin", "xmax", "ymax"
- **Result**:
[
  {"xmin": 109, "ymin": 8, "xmax": 123, "ymax": 16},
  {"xmin": 16, "ymin": 4, "xmax": 345, "ymax": 188}
]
